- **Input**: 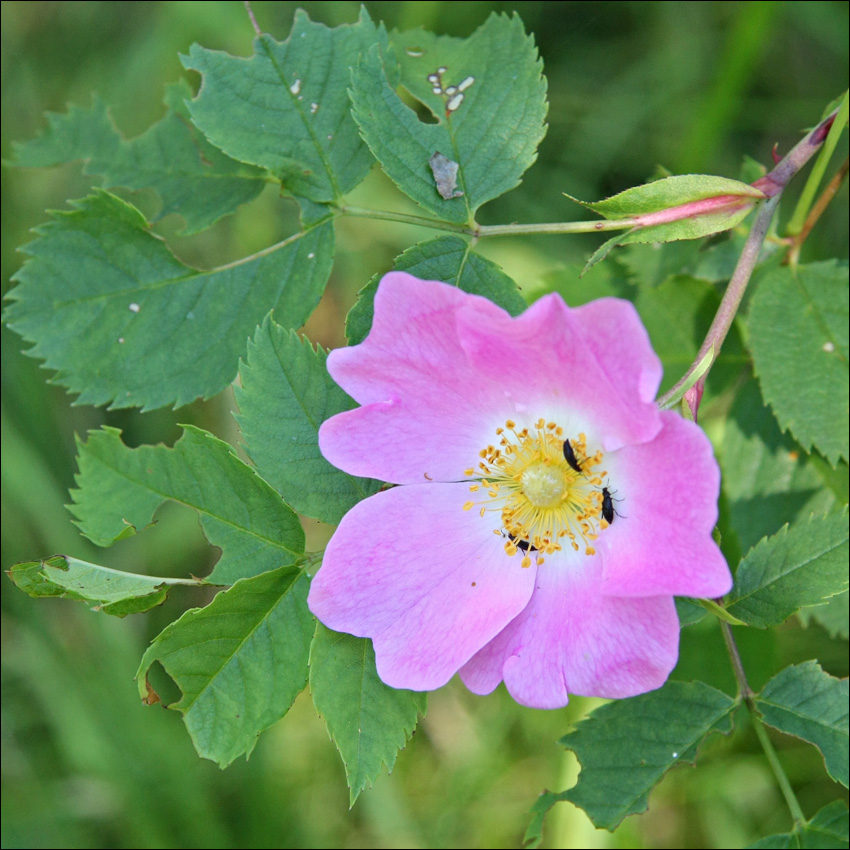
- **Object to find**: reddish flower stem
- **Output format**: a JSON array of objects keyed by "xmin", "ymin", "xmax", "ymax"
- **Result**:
[{"xmin": 657, "ymin": 107, "xmax": 840, "ymax": 412}]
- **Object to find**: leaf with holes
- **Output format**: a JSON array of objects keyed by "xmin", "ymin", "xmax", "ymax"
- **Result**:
[
  {"xmin": 7, "ymin": 555, "xmax": 172, "ymax": 616},
  {"xmin": 3, "ymin": 191, "xmax": 333, "ymax": 410},
  {"xmin": 310, "ymin": 624, "xmax": 426, "ymax": 805},
  {"xmin": 70, "ymin": 426, "xmax": 304, "ymax": 585},
  {"xmin": 351, "ymin": 13, "xmax": 547, "ymax": 223},
  {"xmin": 137, "ymin": 567, "xmax": 313, "ymax": 766},
  {"xmin": 182, "ymin": 9, "xmax": 385, "ymax": 203},
  {"xmin": 236, "ymin": 317, "xmax": 382, "ymax": 524}
]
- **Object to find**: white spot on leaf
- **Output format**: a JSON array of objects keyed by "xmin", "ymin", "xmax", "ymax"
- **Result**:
[
  {"xmin": 310, "ymin": 102, "xmax": 319, "ymax": 114},
  {"xmin": 823, "ymin": 341, "xmax": 835, "ymax": 352},
  {"xmin": 458, "ymin": 76, "xmax": 475, "ymax": 91},
  {"xmin": 289, "ymin": 79, "xmax": 301, "ymax": 95},
  {"xmin": 446, "ymin": 93, "xmax": 464, "ymax": 112},
  {"xmin": 406, "ymin": 47, "xmax": 425, "ymax": 57},
  {"xmin": 129, "ymin": 303, "xmax": 140, "ymax": 313}
]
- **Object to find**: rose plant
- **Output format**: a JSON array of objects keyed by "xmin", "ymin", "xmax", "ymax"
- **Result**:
[{"xmin": 3, "ymin": 4, "xmax": 847, "ymax": 847}]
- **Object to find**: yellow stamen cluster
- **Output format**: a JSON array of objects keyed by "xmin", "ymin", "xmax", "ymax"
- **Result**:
[{"xmin": 463, "ymin": 419, "xmax": 607, "ymax": 567}]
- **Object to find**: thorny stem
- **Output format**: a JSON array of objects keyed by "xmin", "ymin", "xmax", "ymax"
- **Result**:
[
  {"xmin": 787, "ymin": 157, "xmax": 849, "ymax": 267},
  {"xmin": 721, "ymin": 622, "xmax": 807, "ymax": 826},
  {"xmin": 656, "ymin": 195, "xmax": 779, "ymax": 410},
  {"xmin": 657, "ymin": 107, "xmax": 841, "ymax": 411}
]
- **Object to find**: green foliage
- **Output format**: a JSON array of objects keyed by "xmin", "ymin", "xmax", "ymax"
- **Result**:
[
  {"xmin": 309, "ymin": 624, "xmax": 427, "ymax": 805},
  {"xmin": 183, "ymin": 9, "xmax": 384, "ymax": 203},
  {"xmin": 755, "ymin": 662, "xmax": 849, "ymax": 788},
  {"xmin": 4, "ymin": 191, "xmax": 334, "ymax": 410},
  {"xmin": 6, "ymin": 555, "xmax": 169, "ymax": 615},
  {"xmin": 350, "ymin": 14, "xmax": 547, "ymax": 223},
  {"xmin": 345, "ymin": 235, "xmax": 526, "ymax": 344},
  {"xmin": 797, "ymin": 590, "xmax": 850, "ymax": 640},
  {"xmin": 748, "ymin": 261, "xmax": 849, "ymax": 465},
  {"xmin": 749, "ymin": 801, "xmax": 849, "ymax": 849},
  {"xmin": 721, "ymin": 379, "xmax": 837, "ymax": 553},
  {"xmin": 725, "ymin": 511, "xmax": 849, "ymax": 628},
  {"xmin": 70, "ymin": 426, "xmax": 305, "ymax": 584},
  {"xmin": 137, "ymin": 566, "xmax": 313, "ymax": 766},
  {"xmin": 632, "ymin": 274, "xmax": 745, "ymax": 396},
  {"xmin": 555, "ymin": 681, "xmax": 737, "ymax": 830},
  {"xmin": 10, "ymin": 82, "xmax": 267, "ymax": 234},
  {"xmin": 236, "ymin": 317, "xmax": 382, "ymax": 524},
  {"xmin": 3, "ymin": 4, "xmax": 848, "ymax": 847}
]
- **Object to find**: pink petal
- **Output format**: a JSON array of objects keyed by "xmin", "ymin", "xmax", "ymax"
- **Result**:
[
  {"xmin": 321, "ymin": 274, "xmax": 664, "ymax": 483},
  {"xmin": 598, "ymin": 412, "xmax": 732, "ymax": 598},
  {"xmin": 455, "ymin": 294, "xmax": 664, "ymax": 452},
  {"xmin": 460, "ymin": 560, "xmax": 680, "ymax": 708},
  {"xmin": 308, "ymin": 483, "xmax": 537, "ymax": 691}
]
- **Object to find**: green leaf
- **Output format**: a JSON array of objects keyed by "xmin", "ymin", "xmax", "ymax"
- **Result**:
[
  {"xmin": 558, "ymin": 680, "xmax": 737, "ymax": 830},
  {"xmin": 749, "ymin": 808, "xmax": 850, "ymax": 850},
  {"xmin": 6, "ymin": 555, "xmax": 173, "ymax": 616},
  {"xmin": 69, "ymin": 426, "xmax": 305, "ymax": 585},
  {"xmin": 11, "ymin": 82, "xmax": 268, "ymax": 234},
  {"xmin": 756, "ymin": 662, "xmax": 849, "ymax": 788},
  {"xmin": 345, "ymin": 235, "xmax": 526, "ymax": 345},
  {"xmin": 3, "ymin": 191, "xmax": 333, "ymax": 410},
  {"xmin": 182, "ymin": 9, "xmax": 384, "ymax": 203},
  {"xmin": 721, "ymin": 379, "xmax": 839, "ymax": 553},
  {"xmin": 725, "ymin": 511, "xmax": 849, "ymax": 628},
  {"xmin": 798, "ymin": 590, "xmax": 849, "ymax": 640},
  {"xmin": 351, "ymin": 14, "xmax": 547, "ymax": 223},
  {"xmin": 137, "ymin": 566, "xmax": 313, "ymax": 766},
  {"xmin": 675, "ymin": 597, "xmax": 708, "ymax": 627},
  {"xmin": 309, "ymin": 624, "xmax": 426, "ymax": 805},
  {"xmin": 748, "ymin": 261, "xmax": 849, "ymax": 465},
  {"xmin": 235, "ymin": 317, "xmax": 382, "ymax": 524},
  {"xmin": 800, "ymin": 801, "xmax": 849, "ymax": 848}
]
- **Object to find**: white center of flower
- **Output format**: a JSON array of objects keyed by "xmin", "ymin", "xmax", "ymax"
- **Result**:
[
  {"xmin": 463, "ymin": 418, "xmax": 609, "ymax": 567},
  {"xmin": 520, "ymin": 462, "xmax": 566, "ymax": 508}
]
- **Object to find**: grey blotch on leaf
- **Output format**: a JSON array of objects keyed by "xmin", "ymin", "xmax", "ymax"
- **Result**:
[{"xmin": 429, "ymin": 152, "xmax": 464, "ymax": 200}]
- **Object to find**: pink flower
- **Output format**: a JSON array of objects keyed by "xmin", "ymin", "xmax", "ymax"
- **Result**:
[{"xmin": 308, "ymin": 273, "xmax": 732, "ymax": 709}]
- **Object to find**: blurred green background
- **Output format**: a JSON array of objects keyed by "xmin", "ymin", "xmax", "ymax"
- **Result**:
[{"xmin": 2, "ymin": 2, "xmax": 847, "ymax": 847}]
